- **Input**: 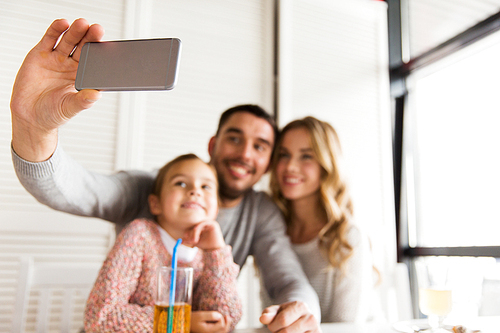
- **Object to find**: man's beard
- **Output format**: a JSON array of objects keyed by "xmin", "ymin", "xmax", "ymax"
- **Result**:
[{"xmin": 217, "ymin": 173, "xmax": 251, "ymax": 201}]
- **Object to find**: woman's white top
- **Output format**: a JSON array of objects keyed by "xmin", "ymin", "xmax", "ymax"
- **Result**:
[{"xmin": 261, "ymin": 224, "xmax": 375, "ymax": 323}]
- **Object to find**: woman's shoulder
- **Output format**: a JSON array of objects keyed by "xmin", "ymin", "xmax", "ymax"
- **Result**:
[{"xmin": 346, "ymin": 223, "xmax": 369, "ymax": 248}]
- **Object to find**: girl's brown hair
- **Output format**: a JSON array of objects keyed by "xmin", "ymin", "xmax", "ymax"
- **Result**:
[{"xmin": 152, "ymin": 153, "xmax": 218, "ymax": 198}]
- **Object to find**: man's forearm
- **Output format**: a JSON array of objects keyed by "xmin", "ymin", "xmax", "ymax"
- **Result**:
[
  {"xmin": 253, "ymin": 211, "xmax": 321, "ymax": 322},
  {"xmin": 11, "ymin": 114, "xmax": 58, "ymax": 162},
  {"xmin": 12, "ymin": 143, "xmax": 156, "ymax": 230}
]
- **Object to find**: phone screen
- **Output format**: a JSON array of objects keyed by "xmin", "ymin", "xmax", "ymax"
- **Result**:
[{"xmin": 75, "ymin": 38, "xmax": 181, "ymax": 91}]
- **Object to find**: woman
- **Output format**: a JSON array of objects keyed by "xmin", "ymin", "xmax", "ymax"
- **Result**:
[{"xmin": 268, "ymin": 116, "xmax": 375, "ymax": 323}]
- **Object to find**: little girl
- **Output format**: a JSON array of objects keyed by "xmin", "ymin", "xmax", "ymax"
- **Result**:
[{"xmin": 84, "ymin": 154, "xmax": 242, "ymax": 332}]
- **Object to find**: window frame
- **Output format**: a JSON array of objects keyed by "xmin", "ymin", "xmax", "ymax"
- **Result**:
[{"xmin": 388, "ymin": 0, "xmax": 500, "ymax": 280}]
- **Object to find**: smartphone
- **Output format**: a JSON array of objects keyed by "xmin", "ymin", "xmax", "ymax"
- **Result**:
[{"xmin": 75, "ymin": 38, "xmax": 181, "ymax": 91}]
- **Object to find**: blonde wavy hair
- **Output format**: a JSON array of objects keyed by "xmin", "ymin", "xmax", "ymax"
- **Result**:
[{"xmin": 270, "ymin": 116, "xmax": 354, "ymax": 272}]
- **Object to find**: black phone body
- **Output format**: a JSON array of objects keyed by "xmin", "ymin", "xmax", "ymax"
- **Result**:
[{"xmin": 75, "ymin": 38, "xmax": 181, "ymax": 91}]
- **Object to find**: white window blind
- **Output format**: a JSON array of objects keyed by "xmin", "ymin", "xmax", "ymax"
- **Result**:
[
  {"xmin": 277, "ymin": 0, "xmax": 395, "ymax": 285},
  {"xmin": 119, "ymin": 0, "xmax": 275, "ymax": 170}
]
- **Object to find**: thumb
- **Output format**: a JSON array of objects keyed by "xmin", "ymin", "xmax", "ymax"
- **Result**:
[
  {"xmin": 183, "ymin": 225, "xmax": 201, "ymax": 246},
  {"xmin": 62, "ymin": 89, "xmax": 101, "ymax": 120},
  {"xmin": 260, "ymin": 305, "xmax": 279, "ymax": 325},
  {"xmin": 185, "ymin": 221, "xmax": 210, "ymax": 244},
  {"xmin": 76, "ymin": 89, "xmax": 102, "ymax": 110}
]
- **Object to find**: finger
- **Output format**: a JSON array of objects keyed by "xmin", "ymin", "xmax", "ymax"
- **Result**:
[
  {"xmin": 200, "ymin": 322, "xmax": 225, "ymax": 333},
  {"xmin": 53, "ymin": 18, "xmax": 92, "ymax": 57},
  {"xmin": 186, "ymin": 223, "xmax": 205, "ymax": 243},
  {"xmin": 206, "ymin": 320, "xmax": 225, "ymax": 332},
  {"xmin": 198, "ymin": 311, "xmax": 223, "ymax": 322},
  {"xmin": 223, "ymin": 315, "xmax": 231, "ymax": 332},
  {"xmin": 38, "ymin": 19, "xmax": 71, "ymax": 51},
  {"xmin": 269, "ymin": 314, "xmax": 317, "ymax": 333},
  {"xmin": 197, "ymin": 317, "xmax": 225, "ymax": 333},
  {"xmin": 182, "ymin": 228, "xmax": 196, "ymax": 245},
  {"xmin": 265, "ymin": 302, "xmax": 309, "ymax": 333},
  {"xmin": 71, "ymin": 23, "xmax": 105, "ymax": 61}
]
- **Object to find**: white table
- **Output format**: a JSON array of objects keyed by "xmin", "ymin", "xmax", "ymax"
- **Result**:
[
  {"xmin": 236, "ymin": 322, "xmax": 392, "ymax": 333},
  {"xmin": 235, "ymin": 316, "xmax": 500, "ymax": 333}
]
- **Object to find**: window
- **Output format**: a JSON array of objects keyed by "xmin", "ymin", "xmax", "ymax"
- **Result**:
[
  {"xmin": 406, "ymin": 0, "xmax": 500, "ymax": 59},
  {"xmin": 406, "ymin": 33, "xmax": 500, "ymax": 248},
  {"xmin": 389, "ymin": 0, "xmax": 500, "ymax": 321}
]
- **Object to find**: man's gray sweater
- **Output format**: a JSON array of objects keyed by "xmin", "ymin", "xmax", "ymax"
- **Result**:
[{"xmin": 12, "ymin": 144, "xmax": 320, "ymax": 321}]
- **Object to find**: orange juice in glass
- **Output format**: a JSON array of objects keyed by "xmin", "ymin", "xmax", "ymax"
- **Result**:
[{"xmin": 154, "ymin": 267, "xmax": 193, "ymax": 333}]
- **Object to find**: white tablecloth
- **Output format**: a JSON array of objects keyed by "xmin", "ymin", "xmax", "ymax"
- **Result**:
[{"xmin": 235, "ymin": 316, "xmax": 500, "ymax": 333}]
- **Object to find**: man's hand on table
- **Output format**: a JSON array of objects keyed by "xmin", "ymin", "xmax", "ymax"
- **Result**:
[{"xmin": 260, "ymin": 301, "xmax": 321, "ymax": 333}]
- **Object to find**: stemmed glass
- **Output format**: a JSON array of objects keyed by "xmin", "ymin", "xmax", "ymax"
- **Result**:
[{"xmin": 416, "ymin": 259, "xmax": 453, "ymax": 332}]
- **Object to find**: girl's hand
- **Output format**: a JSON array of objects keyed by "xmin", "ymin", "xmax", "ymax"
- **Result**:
[
  {"xmin": 191, "ymin": 311, "xmax": 231, "ymax": 333},
  {"xmin": 183, "ymin": 221, "xmax": 225, "ymax": 251}
]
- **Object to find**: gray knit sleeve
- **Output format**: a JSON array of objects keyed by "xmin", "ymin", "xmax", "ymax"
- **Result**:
[
  {"xmin": 250, "ymin": 193, "xmax": 321, "ymax": 322},
  {"xmin": 12, "ymin": 143, "xmax": 156, "ymax": 232}
]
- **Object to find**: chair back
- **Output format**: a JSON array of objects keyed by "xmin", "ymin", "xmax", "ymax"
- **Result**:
[
  {"xmin": 377, "ymin": 262, "xmax": 414, "ymax": 322},
  {"xmin": 12, "ymin": 256, "xmax": 101, "ymax": 333}
]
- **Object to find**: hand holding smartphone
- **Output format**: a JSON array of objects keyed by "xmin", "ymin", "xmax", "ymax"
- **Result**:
[{"xmin": 75, "ymin": 38, "xmax": 181, "ymax": 91}]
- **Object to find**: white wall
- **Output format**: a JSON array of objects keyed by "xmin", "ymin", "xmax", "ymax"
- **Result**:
[{"xmin": 278, "ymin": 0, "xmax": 396, "ymax": 284}]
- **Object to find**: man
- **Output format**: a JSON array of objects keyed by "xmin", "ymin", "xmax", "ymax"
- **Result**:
[{"xmin": 10, "ymin": 18, "xmax": 321, "ymax": 333}]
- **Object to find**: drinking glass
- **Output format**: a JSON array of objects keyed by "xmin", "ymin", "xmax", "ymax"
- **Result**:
[
  {"xmin": 416, "ymin": 259, "xmax": 452, "ymax": 332},
  {"xmin": 154, "ymin": 267, "xmax": 193, "ymax": 333}
]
